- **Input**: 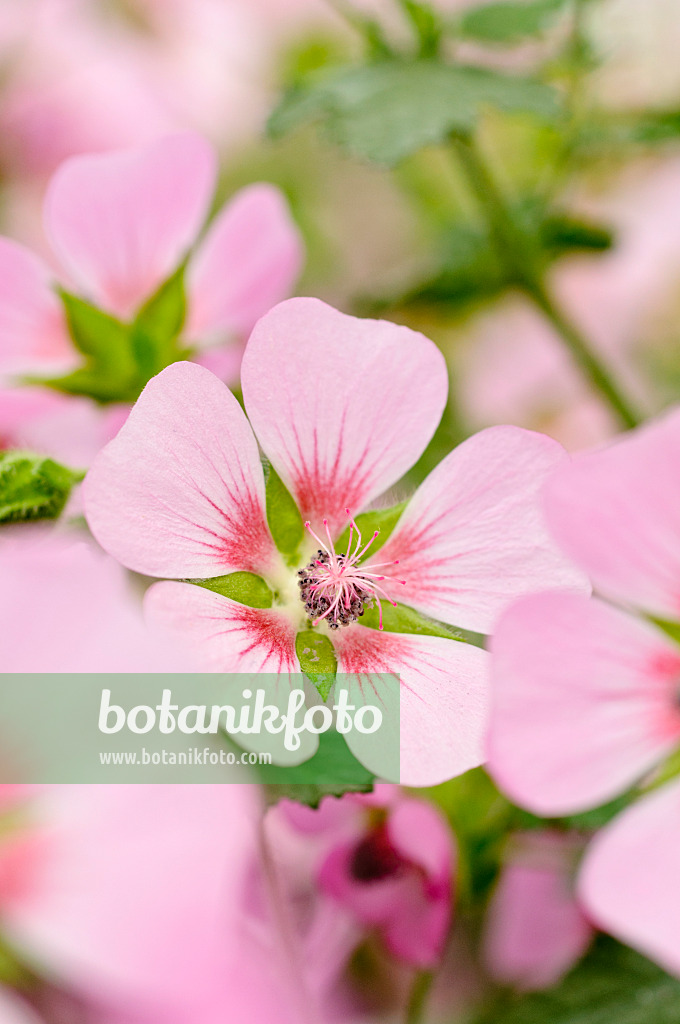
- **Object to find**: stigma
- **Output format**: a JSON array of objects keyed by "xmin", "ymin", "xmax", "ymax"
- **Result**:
[{"xmin": 297, "ymin": 510, "xmax": 406, "ymax": 631}]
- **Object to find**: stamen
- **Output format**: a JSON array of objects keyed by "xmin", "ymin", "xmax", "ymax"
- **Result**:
[{"xmin": 298, "ymin": 511, "xmax": 406, "ymax": 631}]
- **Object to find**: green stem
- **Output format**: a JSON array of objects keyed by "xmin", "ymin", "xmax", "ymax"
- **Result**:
[
  {"xmin": 450, "ymin": 132, "xmax": 641, "ymax": 430},
  {"xmin": 405, "ymin": 969, "xmax": 435, "ymax": 1024}
]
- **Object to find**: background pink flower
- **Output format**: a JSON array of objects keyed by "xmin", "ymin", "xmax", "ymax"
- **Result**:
[
  {"xmin": 483, "ymin": 831, "xmax": 593, "ymax": 991},
  {"xmin": 488, "ymin": 406, "xmax": 680, "ymax": 973},
  {"xmin": 0, "ymin": 132, "xmax": 303, "ymax": 379}
]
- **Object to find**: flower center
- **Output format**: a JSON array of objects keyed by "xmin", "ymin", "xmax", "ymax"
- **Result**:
[{"xmin": 297, "ymin": 510, "xmax": 405, "ymax": 631}]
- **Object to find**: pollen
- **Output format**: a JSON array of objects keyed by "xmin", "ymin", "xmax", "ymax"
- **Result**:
[{"xmin": 297, "ymin": 509, "xmax": 406, "ymax": 631}]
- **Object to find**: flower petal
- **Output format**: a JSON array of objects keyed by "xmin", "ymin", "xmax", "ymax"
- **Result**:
[
  {"xmin": 241, "ymin": 298, "xmax": 448, "ymax": 536},
  {"xmin": 145, "ymin": 582, "xmax": 317, "ymax": 765},
  {"xmin": 45, "ymin": 133, "xmax": 216, "ymax": 319},
  {"xmin": 0, "ymin": 238, "xmax": 72, "ymax": 377},
  {"xmin": 0, "ymin": 988, "xmax": 41, "ymax": 1024},
  {"xmin": 334, "ymin": 626, "xmax": 489, "ymax": 787},
  {"xmin": 377, "ymin": 426, "xmax": 589, "ymax": 634},
  {"xmin": 545, "ymin": 407, "xmax": 680, "ymax": 620},
  {"xmin": 187, "ymin": 184, "xmax": 304, "ymax": 342},
  {"xmin": 0, "ymin": 529, "xmax": 191, "ymax": 673},
  {"xmin": 3, "ymin": 785, "xmax": 257, "ymax": 1013},
  {"xmin": 145, "ymin": 581, "xmax": 298, "ymax": 673},
  {"xmin": 483, "ymin": 831, "xmax": 592, "ymax": 991},
  {"xmin": 84, "ymin": 361, "xmax": 277, "ymax": 579},
  {"xmin": 488, "ymin": 592, "xmax": 680, "ymax": 816},
  {"xmin": 579, "ymin": 780, "xmax": 680, "ymax": 976}
]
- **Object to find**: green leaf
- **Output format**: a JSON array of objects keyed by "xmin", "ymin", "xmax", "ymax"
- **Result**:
[
  {"xmin": 335, "ymin": 501, "xmax": 408, "ymax": 558},
  {"xmin": 0, "ymin": 451, "xmax": 83, "ymax": 524},
  {"xmin": 269, "ymin": 59, "xmax": 561, "ymax": 166},
  {"xmin": 188, "ymin": 572, "xmax": 273, "ymax": 608},
  {"xmin": 460, "ymin": 0, "xmax": 567, "ymax": 44},
  {"xmin": 475, "ymin": 938, "xmax": 680, "ymax": 1024},
  {"xmin": 130, "ymin": 264, "xmax": 188, "ymax": 379},
  {"xmin": 263, "ymin": 459, "xmax": 304, "ymax": 558},
  {"xmin": 296, "ymin": 630, "xmax": 338, "ymax": 701},
  {"xmin": 259, "ymin": 728, "xmax": 375, "ymax": 807}
]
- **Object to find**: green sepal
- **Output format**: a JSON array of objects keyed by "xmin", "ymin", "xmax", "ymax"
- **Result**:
[
  {"xmin": 263, "ymin": 458, "xmax": 304, "ymax": 559},
  {"xmin": 45, "ymin": 291, "xmax": 139, "ymax": 403},
  {"xmin": 188, "ymin": 572, "xmax": 274, "ymax": 609},
  {"xmin": 259, "ymin": 729, "xmax": 375, "ymax": 807},
  {"xmin": 335, "ymin": 501, "xmax": 408, "ymax": 559},
  {"xmin": 269, "ymin": 59, "xmax": 561, "ymax": 167},
  {"xmin": 296, "ymin": 629, "xmax": 338, "ymax": 701},
  {"xmin": 360, "ymin": 600, "xmax": 481, "ymax": 643},
  {"xmin": 129, "ymin": 264, "xmax": 188, "ymax": 380},
  {"xmin": 44, "ymin": 270, "xmax": 189, "ymax": 404},
  {"xmin": 0, "ymin": 451, "xmax": 83, "ymax": 524}
]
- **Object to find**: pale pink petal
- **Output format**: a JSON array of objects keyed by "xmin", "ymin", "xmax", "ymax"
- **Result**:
[
  {"xmin": 378, "ymin": 426, "xmax": 589, "ymax": 633},
  {"xmin": 147, "ymin": 581, "xmax": 320, "ymax": 767},
  {"xmin": 579, "ymin": 780, "xmax": 680, "ymax": 976},
  {"xmin": 488, "ymin": 592, "xmax": 680, "ymax": 816},
  {"xmin": 484, "ymin": 831, "xmax": 593, "ymax": 991},
  {"xmin": 145, "ymin": 580, "xmax": 298, "ymax": 673},
  {"xmin": 0, "ymin": 387, "xmax": 125, "ymax": 467},
  {"xmin": 0, "ymin": 529, "xmax": 192, "ymax": 674},
  {"xmin": 45, "ymin": 133, "xmax": 216, "ymax": 319},
  {"xmin": 83, "ymin": 361, "xmax": 278, "ymax": 579},
  {"xmin": 0, "ymin": 988, "xmax": 41, "ymax": 1024},
  {"xmin": 0, "ymin": 238, "xmax": 72, "ymax": 377},
  {"xmin": 187, "ymin": 184, "xmax": 304, "ymax": 342},
  {"xmin": 545, "ymin": 407, "xmax": 680, "ymax": 620},
  {"xmin": 334, "ymin": 626, "xmax": 489, "ymax": 787},
  {"xmin": 242, "ymin": 298, "xmax": 448, "ymax": 537},
  {"xmin": 3, "ymin": 785, "xmax": 258, "ymax": 1014}
]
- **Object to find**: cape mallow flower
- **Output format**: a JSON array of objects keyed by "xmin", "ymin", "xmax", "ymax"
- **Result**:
[
  {"xmin": 482, "ymin": 830, "xmax": 593, "ymax": 991},
  {"xmin": 279, "ymin": 785, "xmax": 455, "ymax": 968},
  {"xmin": 84, "ymin": 297, "xmax": 586, "ymax": 786},
  {"xmin": 0, "ymin": 987, "xmax": 41, "ymax": 1024},
  {"xmin": 0, "ymin": 784, "xmax": 262, "ymax": 1023},
  {"xmin": 0, "ymin": 130, "xmax": 303, "ymax": 380},
  {"xmin": 487, "ymin": 407, "xmax": 680, "ymax": 974},
  {"xmin": 0, "ymin": 527, "xmax": 191, "ymax": 673}
]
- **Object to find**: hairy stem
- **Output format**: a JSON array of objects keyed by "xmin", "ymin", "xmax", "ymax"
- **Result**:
[
  {"xmin": 405, "ymin": 969, "xmax": 435, "ymax": 1024},
  {"xmin": 450, "ymin": 132, "xmax": 641, "ymax": 430}
]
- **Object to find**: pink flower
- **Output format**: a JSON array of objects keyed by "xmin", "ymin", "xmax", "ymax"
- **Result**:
[
  {"xmin": 0, "ymin": 386, "xmax": 127, "ymax": 467},
  {"xmin": 487, "ymin": 406, "xmax": 680, "ymax": 973},
  {"xmin": 0, "ymin": 784, "xmax": 263, "ymax": 1022},
  {"xmin": 0, "ymin": 131, "xmax": 303, "ymax": 377},
  {"xmin": 84, "ymin": 297, "xmax": 585, "ymax": 786},
  {"xmin": 0, "ymin": 527, "xmax": 190, "ymax": 672},
  {"xmin": 0, "ymin": 783, "xmax": 360, "ymax": 1023},
  {"xmin": 282, "ymin": 786, "xmax": 455, "ymax": 968},
  {"xmin": 483, "ymin": 831, "xmax": 593, "ymax": 991},
  {"xmin": 0, "ymin": 987, "xmax": 41, "ymax": 1024}
]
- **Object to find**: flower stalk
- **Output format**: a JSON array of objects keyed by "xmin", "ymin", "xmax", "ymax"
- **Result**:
[{"xmin": 450, "ymin": 131, "xmax": 641, "ymax": 431}]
